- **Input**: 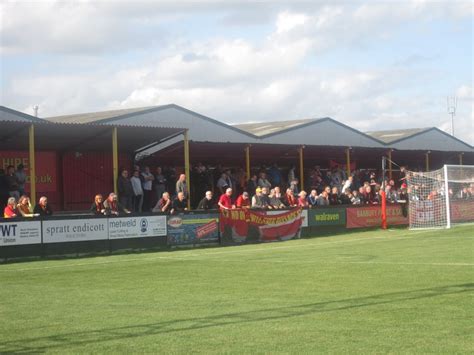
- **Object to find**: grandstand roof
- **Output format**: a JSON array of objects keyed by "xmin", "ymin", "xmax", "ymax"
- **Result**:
[
  {"xmin": 0, "ymin": 106, "xmax": 184, "ymax": 153},
  {"xmin": 0, "ymin": 106, "xmax": 45, "ymax": 123},
  {"xmin": 45, "ymin": 104, "xmax": 259, "ymax": 144},
  {"xmin": 366, "ymin": 127, "xmax": 473, "ymax": 152},
  {"xmin": 365, "ymin": 128, "xmax": 432, "ymax": 144},
  {"xmin": 234, "ymin": 118, "xmax": 316, "ymax": 137}
]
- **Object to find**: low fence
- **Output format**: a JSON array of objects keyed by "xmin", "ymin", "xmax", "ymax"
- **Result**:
[{"xmin": 1, "ymin": 205, "xmax": 409, "ymax": 259}]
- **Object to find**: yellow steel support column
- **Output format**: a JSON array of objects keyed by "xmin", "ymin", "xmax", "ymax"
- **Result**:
[
  {"xmin": 245, "ymin": 145, "xmax": 251, "ymax": 181},
  {"xmin": 425, "ymin": 151, "xmax": 430, "ymax": 172},
  {"xmin": 112, "ymin": 127, "xmax": 119, "ymax": 195},
  {"xmin": 184, "ymin": 130, "xmax": 191, "ymax": 210},
  {"xmin": 345, "ymin": 148, "xmax": 351, "ymax": 177},
  {"xmin": 28, "ymin": 124, "xmax": 36, "ymax": 207},
  {"xmin": 459, "ymin": 153, "xmax": 463, "ymax": 165},
  {"xmin": 299, "ymin": 146, "xmax": 304, "ymax": 191},
  {"xmin": 388, "ymin": 150, "xmax": 393, "ymax": 180}
]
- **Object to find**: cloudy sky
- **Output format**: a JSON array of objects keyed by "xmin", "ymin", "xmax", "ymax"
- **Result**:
[{"xmin": 1, "ymin": 0, "xmax": 473, "ymax": 144}]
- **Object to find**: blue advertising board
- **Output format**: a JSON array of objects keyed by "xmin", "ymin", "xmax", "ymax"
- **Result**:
[{"xmin": 167, "ymin": 213, "xmax": 219, "ymax": 246}]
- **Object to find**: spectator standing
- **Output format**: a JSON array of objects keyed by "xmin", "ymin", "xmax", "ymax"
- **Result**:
[
  {"xmin": 33, "ymin": 196, "xmax": 53, "ymax": 216},
  {"xmin": 0, "ymin": 169, "xmax": 9, "ymax": 211},
  {"xmin": 289, "ymin": 178, "xmax": 299, "ymax": 196},
  {"xmin": 5, "ymin": 165, "xmax": 20, "ymax": 200},
  {"xmin": 141, "ymin": 166, "xmax": 154, "ymax": 211},
  {"xmin": 15, "ymin": 164, "xmax": 27, "ymax": 197},
  {"xmin": 246, "ymin": 174, "xmax": 258, "ymax": 194},
  {"xmin": 118, "ymin": 170, "xmax": 133, "ymax": 211},
  {"xmin": 131, "ymin": 170, "xmax": 144, "ymax": 212},
  {"xmin": 267, "ymin": 163, "xmax": 282, "ymax": 187},
  {"xmin": 217, "ymin": 173, "xmax": 230, "ymax": 195},
  {"xmin": 176, "ymin": 174, "xmax": 187, "ymax": 198},
  {"xmin": 258, "ymin": 172, "xmax": 272, "ymax": 189},
  {"xmin": 153, "ymin": 167, "xmax": 167, "ymax": 204}
]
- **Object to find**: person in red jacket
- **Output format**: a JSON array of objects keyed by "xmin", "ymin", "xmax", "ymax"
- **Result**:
[
  {"xmin": 236, "ymin": 191, "xmax": 250, "ymax": 209},
  {"xmin": 218, "ymin": 188, "xmax": 235, "ymax": 210},
  {"xmin": 4, "ymin": 197, "xmax": 18, "ymax": 218}
]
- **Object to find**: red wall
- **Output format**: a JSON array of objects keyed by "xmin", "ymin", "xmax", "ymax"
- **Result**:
[
  {"xmin": 62, "ymin": 152, "xmax": 131, "ymax": 210},
  {"xmin": 0, "ymin": 150, "xmax": 59, "ymax": 208}
]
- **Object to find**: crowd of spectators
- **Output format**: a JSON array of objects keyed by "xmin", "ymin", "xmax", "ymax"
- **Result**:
[{"xmin": 1, "ymin": 162, "xmax": 473, "ymax": 219}]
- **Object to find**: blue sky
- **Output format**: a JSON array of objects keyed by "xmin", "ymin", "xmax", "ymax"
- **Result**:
[{"xmin": 1, "ymin": 0, "xmax": 473, "ymax": 143}]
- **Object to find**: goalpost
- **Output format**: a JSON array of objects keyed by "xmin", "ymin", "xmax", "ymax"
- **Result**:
[{"xmin": 405, "ymin": 165, "xmax": 474, "ymax": 229}]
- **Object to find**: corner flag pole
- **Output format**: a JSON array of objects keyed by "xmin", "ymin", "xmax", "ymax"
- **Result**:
[{"xmin": 381, "ymin": 156, "xmax": 387, "ymax": 229}]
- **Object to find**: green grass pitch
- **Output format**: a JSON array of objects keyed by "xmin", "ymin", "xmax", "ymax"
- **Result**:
[{"xmin": 1, "ymin": 225, "xmax": 473, "ymax": 353}]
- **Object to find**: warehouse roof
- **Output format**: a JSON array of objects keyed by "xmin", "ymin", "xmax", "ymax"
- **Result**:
[
  {"xmin": 0, "ymin": 106, "xmax": 184, "ymax": 152},
  {"xmin": 365, "ymin": 128, "xmax": 430, "ymax": 144},
  {"xmin": 0, "ymin": 105, "xmax": 45, "ymax": 123},
  {"xmin": 234, "ymin": 118, "xmax": 316, "ymax": 137},
  {"xmin": 47, "ymin": 106, "xmax": 157, "ymax": 124}
]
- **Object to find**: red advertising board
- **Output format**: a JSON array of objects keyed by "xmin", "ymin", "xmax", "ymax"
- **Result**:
[
  {"xmin": 0, "ymin": 151, "xmax": 57, "ymax": 192},
  {"xmin": 450, "ymin": 200, "xmax": 474, "ymax": 222},
  {"xmin": 346, "ymin": 205, "xmax": 408, "ymax": 228}
]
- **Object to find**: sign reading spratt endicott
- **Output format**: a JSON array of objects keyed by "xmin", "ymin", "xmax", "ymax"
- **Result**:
[
  {"xmin": 307, "ymin": 208, "xmax": 346, "ymax": 226},
  {"xmin": 42, "ymin": 218, "xmax": 108, "ymax": 243},
  {"xmin": 108, "ymin": 216, "xmax": 167, "ymax": 239},
  {"xmin": 0, "ymin": 221, "xmax": 42, "ymax": 246}
]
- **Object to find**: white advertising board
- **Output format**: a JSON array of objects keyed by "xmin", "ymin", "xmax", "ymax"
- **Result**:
[
  {"xmin": 42, "ymin": 218, "xmax": 108, "ymax": 244},
  {"xmin": 0, "ymin": 221, "xmax": 42, "ymax": 246},
  {"xmin": 108, "ymin": 216, "xmax": 167, "ymax": 240}
]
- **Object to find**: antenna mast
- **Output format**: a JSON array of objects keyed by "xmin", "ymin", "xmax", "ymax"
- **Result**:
[{"xmin": 446, "ymin": 96, "xmax": 457, "ymax": 136}]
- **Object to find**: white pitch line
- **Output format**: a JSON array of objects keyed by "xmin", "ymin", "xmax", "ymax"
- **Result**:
[
  {"xmin": 210, "ymin": 259, "xmax": 474, "ymax": 267},
  {"xmin": 0, "ymin": 229, "xmax": 454, "ymax": 272}
]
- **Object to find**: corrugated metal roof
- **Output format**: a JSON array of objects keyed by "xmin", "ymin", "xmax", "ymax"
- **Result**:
[
  {"xmin": 365, "ymin": 128, "xmax": 431, "ymax": 143},
  {"xmin": 46, "ymin": 106, "xmax": 158, "ymax": 124},
  {"xmin": 234, "ymin": 118, "xmax": 318, "ymax": 136},
  {"xmin": 0, "ymin": 106, "xmax": 45, "ymax": 123}
]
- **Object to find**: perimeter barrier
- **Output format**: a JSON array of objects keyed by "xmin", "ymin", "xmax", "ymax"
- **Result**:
[{"xmin": 1, "ymin": 205, "xmax": 408, "ymax": 260}]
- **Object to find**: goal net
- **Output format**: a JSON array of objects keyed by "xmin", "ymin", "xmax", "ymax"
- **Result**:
[{"xmin": 405, "ymin": 165, "xmax": 474, "ymax": 229}]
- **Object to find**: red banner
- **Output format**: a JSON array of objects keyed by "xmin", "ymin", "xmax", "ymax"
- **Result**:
[
  {"xmin": 346, "ymin": 205, "xmax": 408, "ymax": 228},
  {"xmin": 220, "ymin": 208, "xmax": 303, "ymax": 243},
  {"xmin": 0, "ymin": 151, "xmax": 57, "ymax": 192},
  {"xmin": 450, "ymin": 200, "xmax": 474, "ymax": 222}
]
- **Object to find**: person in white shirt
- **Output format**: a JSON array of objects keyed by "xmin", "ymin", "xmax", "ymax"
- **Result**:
[
  {"xmin": 131, "ymin": 170, "xmax": 144, "ymax": 212},
  {"xmin": 141, "ymin": 166, "xmax": 154, "ymax": 212}
]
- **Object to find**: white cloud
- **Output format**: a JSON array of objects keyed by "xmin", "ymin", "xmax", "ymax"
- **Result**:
[
  {"xmin": 2, "ymin": 1, "xmax": 473, "ymax": 146},
  {"xmin": 276, "ymin": 11, "xmax": 308, "ymax": 33}
]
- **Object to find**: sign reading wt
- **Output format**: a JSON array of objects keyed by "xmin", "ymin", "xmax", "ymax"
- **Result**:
[{"xmin": 0, "ymin": 221, "xmax": 42, "ymax": 246}]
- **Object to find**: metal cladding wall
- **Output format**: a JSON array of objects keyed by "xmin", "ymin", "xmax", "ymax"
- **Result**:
[{"xmin": 62, "ymin": 152, "xmax": 131, "ymax": 210}]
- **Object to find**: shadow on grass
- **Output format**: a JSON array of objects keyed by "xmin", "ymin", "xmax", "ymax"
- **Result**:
[{"xmin": 1, "ymin": 283, "xmax": 472, "ymax": 353}]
